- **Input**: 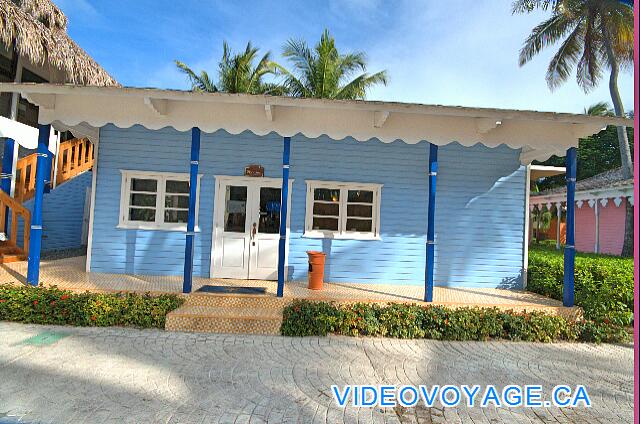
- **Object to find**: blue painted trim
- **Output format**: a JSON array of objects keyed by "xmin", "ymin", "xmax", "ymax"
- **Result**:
[
  {"xmin": 183, "ymin": 127, "xmax": 201, "ymax": 293},
  {"xmin": 27, "ymin": 124, "xmax": 51, "ymax": 286},
  {"xmin": 563, "ymin": 147, "xmax": 577, "ymax": 307},
  {"xmin": 1, "ymin": 138, "xmax": 15, "ymax": 235},
  {"xmin": 1, "ymin": 138, "xmax": 14, "ymax": 191},
  {"xmin": 43, "ymin": 147, "xmax": 53, "ymax": 193},
  {"xmin": 424, "ymin": 143, "xmax": 438, "ymax": 302},
  {"xmin": 277, "ymin": 136, "xmax": 291, "ymax": 297}
]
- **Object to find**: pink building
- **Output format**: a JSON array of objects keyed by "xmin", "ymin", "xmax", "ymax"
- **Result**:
[{"xmin": 531, "ymin": 167, "xmax": 633, "ymax": 256}]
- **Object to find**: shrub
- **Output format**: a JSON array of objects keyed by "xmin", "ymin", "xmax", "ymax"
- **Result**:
[
  {"xmin": 527, "ymin": 245, "xmax": 633, "ymax": 326},
  {"xmin": 0, "ymin": 284, "xmax": 184, "ymax": 329},
  {"xmin": 280, "ymin": 300, "xmax": 628, "ymax": 344}
]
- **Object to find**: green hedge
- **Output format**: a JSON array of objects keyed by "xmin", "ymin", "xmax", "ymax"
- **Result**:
[
  {"xmin": 527, "ymin": 245, "xmax": 633, "ymax": 326},
  {"xmin": 0, "ymin": 284, "xmax": 184, "ymax": 328},
  {"xmin": 281, "ymin": 300, "xmax": 629, "ymax": 343}
]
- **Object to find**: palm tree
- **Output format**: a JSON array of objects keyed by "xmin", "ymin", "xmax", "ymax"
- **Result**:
[
  {"xmin": 281, "ymin": 29, "xmax": 388, "ymax": 99},
  {"xmin": 514, "ymin": 0, "xmax": 634, "ymax": 256},
  {"xmin": 584, "ymin": 101, "xmax": 614, "ymax": 117},
  {"xmin": 176, "ymin": 41, "xmax": 286, "ymax": 95}
]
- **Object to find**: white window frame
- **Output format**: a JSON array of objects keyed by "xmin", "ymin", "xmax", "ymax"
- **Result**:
[
  {"xmin": 304, "ymin": 180, "xmax": 382, "ymax": 240},
  {"xmin": 118, "ymin": 170, "xmax": 202, "ymax": 231}
]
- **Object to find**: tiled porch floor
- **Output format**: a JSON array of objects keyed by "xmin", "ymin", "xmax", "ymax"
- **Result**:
[{"xmin": 0, "ymin": 256, "xmax": 577, "ymax": 316}]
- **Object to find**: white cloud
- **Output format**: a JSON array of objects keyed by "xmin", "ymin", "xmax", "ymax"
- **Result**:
[
  {"xmin": 363, "ymin": 0, "xmax": 634, "ymax": 113},
  {"xmin": 99, "ymin": 0, "xmax": 633, "ymax": 114}
]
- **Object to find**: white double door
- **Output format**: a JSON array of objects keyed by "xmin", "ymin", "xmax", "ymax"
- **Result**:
[{"xmin": 212, "ymin": 176, "xmax": 290, "ymax": 280}]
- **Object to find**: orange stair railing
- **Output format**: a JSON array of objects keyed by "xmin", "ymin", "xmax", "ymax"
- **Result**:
[
  {"xmin": 55, "ymin": 138, "xmax": 94, "ymax": 186},
  {"xmin": 14, "ymin": 138, "xmax": 94, "ymax": 202},
  {"xmin": 0, "ymin": 190, "xmax": 31, "ymax": 255}
]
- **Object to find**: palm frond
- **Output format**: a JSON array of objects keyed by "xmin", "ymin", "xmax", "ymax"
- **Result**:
[
  {"xmin": 338, "ymin": 52, "xmax": 367, "ymax": 78},
  {"xmin": 283, "ymin": 38, "xmax": 314, "ymax": 74},
  {"xmin": 281, "ymin": 29, "xmax": 386, "ymax": 100},
  {"xmin": 584, "ymin": 101, "xmax": 614, "ymax": 116},
  {"xmin": 175, "ymin": 60, "xmax": 217, "ymax": 92},
  {"xmin": 283, "ymin": 74, "xmax": 311, "ymax": 97},
  {"xmin": 198, "ymin": 70, "xmax": 217, "ymax": 93},
  {"xmin": 604, "ymin": 2, "xmax": 634, "ymax": 68},
  {"xmin": 575, "ymin": 9, "xmax": 602, "ymax": 92},
  {"xmin": 260, "ymin": 82, "xmax": 289, "ymax": 96},
  {"xmin": 519, "ymin": 0, "xmax": 633, "ymax": 93},
  {"xmin": 512, "ymin": 0, "xmax": 561, "ymax": 14},
  {"xmin": 519, "ymin": 13, "xmax": 578, "ymax": 66},
  {"xmin": 247, "ymin": 51, "xmax": 272, "ymax": 91},
  {"xmin": 335, "ymin": 70, "xmax": 388, "ymax": 100},
  {"xmin": 545, "ymin": 20, "xmax": 584, "ymax": 90},
  {"xmin": 180, "ymin": 40, "xmax": 286, "ymax": 94}
]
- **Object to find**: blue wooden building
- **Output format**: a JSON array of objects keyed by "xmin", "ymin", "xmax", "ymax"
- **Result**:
[{"xmin": 0, "ymin": 83, "xmax": 627, "ymax": 305}]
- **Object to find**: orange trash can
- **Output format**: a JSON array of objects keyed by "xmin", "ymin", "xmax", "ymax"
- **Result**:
[{"xmin": 307, "ymin": 251, "xmax": 326, "ymax": 290}]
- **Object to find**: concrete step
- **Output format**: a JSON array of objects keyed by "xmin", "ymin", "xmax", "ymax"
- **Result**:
[
  {"xmin": 182, "ymin": 293, "xmax": 289, "ymax": 308},
  {"xmin": 165, "ymin": 304, "xmax": 283, "ymax": 335},
  {"xmin": 0, "ymin": 240, "xmax": 27, "ymax": 263},
  {"xmin": 0, "ymin": 253, "xmax": 27, "ymax": 264},
  {"xmin": 0, "ymin": 245, "xmax": 22, "ymax": 254}
]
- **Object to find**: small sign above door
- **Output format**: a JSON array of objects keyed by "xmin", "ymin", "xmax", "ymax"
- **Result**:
[{"xmin": 244, "ymin": 164, "xmax": 264, "ymax": 177}]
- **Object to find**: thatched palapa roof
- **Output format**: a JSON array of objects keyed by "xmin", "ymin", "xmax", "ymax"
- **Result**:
[{"xmin": 0, "ymin": 0, "xmax": 117, "ymax": 86}]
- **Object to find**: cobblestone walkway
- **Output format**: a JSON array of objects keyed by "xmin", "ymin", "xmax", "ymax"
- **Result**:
[{"xmin": 0, "ymin": 322, "xmax": 633, "ymax": 423}]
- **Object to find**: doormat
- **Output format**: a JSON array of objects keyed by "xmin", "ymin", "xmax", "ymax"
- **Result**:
[{"xmin": 196, "ymin": 285, "xmax": 267, "ymax": 295}]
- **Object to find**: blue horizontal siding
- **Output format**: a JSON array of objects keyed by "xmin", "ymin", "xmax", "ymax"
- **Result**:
[
  {"xmin": 434, "ymin": 144, "xmax": 525, "ymax": 288},
  {"xmin": 89, "ymin": 124, "xmax": 525, "ymax": 288},
  {"xmin": 16, "ymin": 171, "xmax": 92, "ymax": 251}
]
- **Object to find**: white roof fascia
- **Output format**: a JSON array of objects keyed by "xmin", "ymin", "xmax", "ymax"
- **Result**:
[{"xmin": 0, "ymin": 83, "xmax": 630, "ymax": 164}]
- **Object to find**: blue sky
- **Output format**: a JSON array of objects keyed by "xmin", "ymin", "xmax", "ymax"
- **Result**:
[{"xmin": 56, "ymin": 0, "xmax": 634, "ymax": 114}]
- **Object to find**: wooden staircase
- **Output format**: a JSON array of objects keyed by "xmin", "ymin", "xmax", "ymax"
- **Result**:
[
  {"xmin": 165, "ymin": 293, "xmax": 288, "ymax": 335},
  {"xmin": 0, "ymin": 138, "xmax": 93, "ymax": 264},
  {"xmin": 15, "ymin": 138, "xmax": 94, "ymax": 202},
  {"xmin": 0, "ymin": 190, "xmax": 30, "ymax": 264}
]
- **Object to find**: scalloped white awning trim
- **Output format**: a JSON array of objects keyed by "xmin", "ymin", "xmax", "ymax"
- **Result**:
[
  {"xmin": 531, "ymin": 184, "xmax": 634, "ymax": 206},
  {"xmin": 0, "ymin": 83, "xmax": 630, "ymax": 163}
]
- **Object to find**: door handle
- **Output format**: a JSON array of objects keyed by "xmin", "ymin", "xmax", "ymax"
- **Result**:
[{"xmin": 251, "ymin": 223, "xmax": 257, "ymax": 245}]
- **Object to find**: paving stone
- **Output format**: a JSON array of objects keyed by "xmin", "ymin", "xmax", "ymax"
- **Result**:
[{"xmin": 0, "ymin": 322, "xmax": 632, "ymax": 423}]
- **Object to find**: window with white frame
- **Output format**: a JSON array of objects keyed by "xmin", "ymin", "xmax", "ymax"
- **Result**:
[
  {"xmin": 119, "ymin": 171, "xmax": 200, "ymax": 230},
  {"xmin": 304, "ymin": 180, "xmax": 382, "ymax": 239}
]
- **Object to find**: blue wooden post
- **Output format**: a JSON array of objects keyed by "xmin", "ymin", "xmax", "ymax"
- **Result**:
[
  {"xmin": 1, "ymin": 139, "xmax": 15, "ymax": 235},
  {"xmin": 44, "ymin": 147, "xmax": 53, "ymax": 193},
  {"xmin": 182, "ymin": 127, "xmax": 201, "ymax": 294},
  {"xmin": 1, "ymin": 138, "xmax": 14, "ymax": 194},
  {"xmin": 27, "ymin": 124, "xmax": 51, "ymax": 286},
  {"xmin": 563, "ymin": 147, "xmax": 577, "ymax": 307},
  {"xmin": 424, "ymin": 143, "xmax": 438, "ymax": 302},
  {"xmin": 276, "ymin": 136, "xmax": 291, "ymax": 298}
]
